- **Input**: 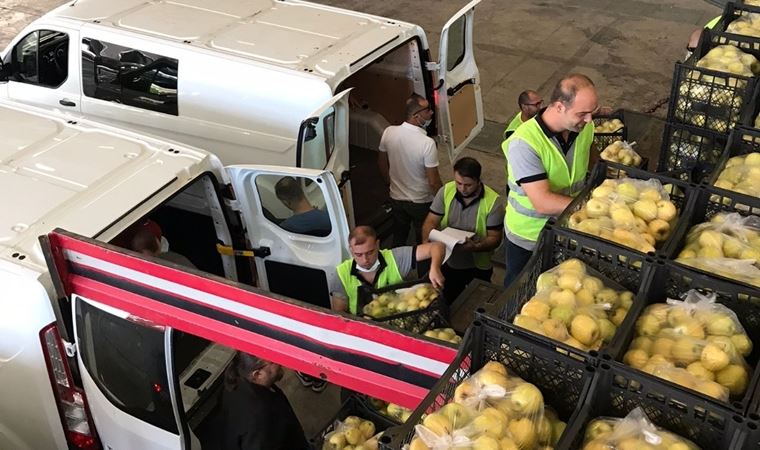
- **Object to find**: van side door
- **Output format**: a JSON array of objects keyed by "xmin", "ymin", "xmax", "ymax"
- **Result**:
[
  {"xmin": 225, "ymin": 165, "xmax": 350, "ymax": 310},
  {"xmin": 435, "ymin": 0, "xmax": 483, "ymax": 160},
  {"xmin": 1, "ymin": 25, "xmax": 81, "ymax": 112},
  {"xmin": 296, "ymin": 90, "xmax": 354, "ymax": 227},
  {"xmin": 73, "ymin": 296, "xmax": 186, "ymax": 450}
]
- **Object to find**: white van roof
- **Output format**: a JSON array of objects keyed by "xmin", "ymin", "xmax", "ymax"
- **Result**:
[
  {"xmin": 51, "ymin": 0, "xmax": 417, "ymax": 76},
  {"xmin": 0, "ymin": 100, "xmax": 217, "ymax": 271}
]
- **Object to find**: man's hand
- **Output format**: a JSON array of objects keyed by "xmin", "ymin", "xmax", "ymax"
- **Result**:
[
  {"xmin": 330, "ymin": 293, "xmax": 348, "ymax": 313},
  {"xmin": 458, "ymin": 236, "xmax": 478, "ymax": 252},
  {"xmin": 428, "ymin": 267, "xmax": 445, "ymax": 290}
]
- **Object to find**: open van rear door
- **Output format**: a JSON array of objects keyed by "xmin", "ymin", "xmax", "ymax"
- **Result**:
[
  {"xmin": 436, "ymin": 0, "xmax": 483, "ymax": 160},
  {"xmin": 225, "ymin": 165, "xmax": 350, "ymax": 310},
  {"xmin": 296, "ymin": 89, "xmax": 354, "ymax": 227}
]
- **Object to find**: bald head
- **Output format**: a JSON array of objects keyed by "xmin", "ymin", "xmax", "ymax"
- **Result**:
[
  {"xmin": 544, "ymin": 73, "xmax": 598, "ymax": 133},
  {"xmin": 550, "ymin": 74, "xmax": 595, "ymax": 107},
  {"xmin": 349, "ymin": 225, "xmax": 377, "ymax": 246}
]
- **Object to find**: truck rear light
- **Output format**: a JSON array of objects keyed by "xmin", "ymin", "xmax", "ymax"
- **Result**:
[{"xmin": 40, "ymin": 323, "xmax": 100, "ymax": 450}]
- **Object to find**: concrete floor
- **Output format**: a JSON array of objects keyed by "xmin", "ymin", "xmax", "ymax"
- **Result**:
[{"xmin": 0, "ymin": 0, "xmax": 723, "ymax": 441}]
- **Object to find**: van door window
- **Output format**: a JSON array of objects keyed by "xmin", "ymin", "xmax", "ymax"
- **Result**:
[
  {"xmin": 256, "ymin": 174, "xmax": 332, "ymax": 237},
  {"xmin": 10, "ymin": 30, "xmax": 69, "ymax": 87},
  {"xmin": 81, "ymin": 38, "xmax": 178, "ymax": 115},
  {"xmin": 76, "ymin": 300, "xmax": 178, "ymax": 434},
  {"xmin": 445, "ymin": 16, "xmax": 467, "ymax": 72},
  {"xmin": 299, "ymin": 107, "xmax": 335, "ymax": 170}
]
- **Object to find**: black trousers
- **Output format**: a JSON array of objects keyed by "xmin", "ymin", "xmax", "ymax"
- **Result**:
[
  {"xmin": 390, "ymin": 199, "xmax": 431, "ymax": 246},
  {"xmin": 503, "ymin": 238, "xmax": 534, "ymax": 288},
  {"xmin": 441, "ymin": 263, "xmax": 494, "ymax": 305}
]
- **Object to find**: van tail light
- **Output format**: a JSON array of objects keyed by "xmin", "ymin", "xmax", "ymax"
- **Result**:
[
  {"xmin": 433, "ymin": 89, "xmax": 439, "ymax": 108},
  {"xmin": 40, "ymin": 323, "xmax": 101, "ymax": 450}
]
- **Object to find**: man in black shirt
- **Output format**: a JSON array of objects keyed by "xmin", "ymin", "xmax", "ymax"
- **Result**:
[{"xmin": 221, "ymin": 352, "xmax": 309, "ymax": 450}]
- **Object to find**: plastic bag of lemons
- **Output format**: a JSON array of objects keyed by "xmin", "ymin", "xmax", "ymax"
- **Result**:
[
  {"xmin": 568, "ymin": 177, "xmax": 678, "ymax": 253},
  {"xmin": 513, "ymin": 258, "xmax": 635, "ymax": 352},
  {"xmin": 408, "ymin": 361, "xmax": 566, "ymax": 450},
  {"xmin": 676, "ymin": 212, "xmax": 760, "ymax": 288},
  {"xmin": 582, "ymin": 407, "xmax": 700, "ymax": 450},
  {"xmin": 623, "ymin": 289, "xmax": 752, "ymax": 401}
]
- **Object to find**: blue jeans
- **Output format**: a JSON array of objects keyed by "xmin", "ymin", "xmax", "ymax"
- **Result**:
[{"xmin": 503, "ymin": 238, "xmax": 533, "ymax": 288}]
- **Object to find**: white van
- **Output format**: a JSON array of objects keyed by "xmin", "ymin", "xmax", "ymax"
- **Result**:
[
  {"xmin": 0, "ymin": 98, "xmax": 359, "ymax": 450},
  {"xmin": 0, "ymin": 0, "xmax": 484, "ymax": 232},
  {"xmin": 0, "ymin": 98, "xmax": 454, "ymax": 450}
]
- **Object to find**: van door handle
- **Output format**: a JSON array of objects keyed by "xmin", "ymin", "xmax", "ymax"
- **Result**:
[{"xmin": 59, "ymin": 99, "xmax": 76, "ymax": 107}]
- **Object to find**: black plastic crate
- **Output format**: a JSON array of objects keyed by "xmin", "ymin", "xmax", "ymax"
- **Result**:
[
  {"xmin": 558, "ymin": 360, "xmax": 744, "ymax": 449},
  {"xmin": 591, "ymin": 109, "xmax": 627, "ymax": 154},
  {"xmin": 733, "ymin": 420, "xmax": 758, "ymax": 449},
  {"xmin": 657, "ymin": 122, "xmax": 729, "ymax": 183},
  {"xmin": 668, "ymin": 29, "xmax": 758, "ymax": 134},
  {"xmin": 483, "ymin": 226, "xmax": 655, "ymax": 360},
  {"xmin": 358, "ymin": 278, "xmax": 448, "ymax": 334},
  {"xmin": 555, "ymin": 160, "xmax": 698, "ymax": 258},
  {"xmin": 379, "ymin": 315, "xmax": 596, "ymax": 449},
  {"xmin": 663, "ymin": 185, "xmax": 760, "ymax": 286},
  {"xmin": 610, "ymin": 258, "xmax": 760, "ymax": 414},
  {"xmin": 310, "ymin": 395, "xmax": 400, "ymax": 449},
  {"xmin": 711, "ymin": 3, "xmax": 760, "ymax": 57}
]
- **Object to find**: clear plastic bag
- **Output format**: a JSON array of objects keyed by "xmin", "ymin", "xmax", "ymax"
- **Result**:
[
  {"xmin": 600, "ymin": 141, "xmax": 643, "ymax": 168},
  {"xmin": 726, "ymin": 13, "xmax": 760, "ymax": 38},
  {"xmin": 408, "ymin": 361, "xmax": 565, "ymax": 450},
  {"xmin": 513, "ymin": 258, "xmax": 635, "ymax": 351},
  {"xmin": 323, "ymin": 415, "xmax": 382, "ymax": 450},
  {"xmin": 569, "ymin": 177, "xmax": 679, "ymax": 253},
  {"xmin": 582, "ymin": 407, "xmax": 700, "ymax": 450},
  {"xmin": 712, "ymin": 152, "xmax": 760, "ymax": 197},
  {"xmin": 676, "ymin": 212, "xmax": 760, "ymax": 288},
  {"xmin": 363, "ymin": 283, "xmax": 439, "ymax": 318},
  {"xmin": 623, "ymin": 290, "xmax": 753, "ymax": 400}
]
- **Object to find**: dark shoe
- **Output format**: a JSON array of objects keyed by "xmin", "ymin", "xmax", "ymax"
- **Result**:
[
  {"xmin": 295, "ymin": 371, "xmax": 313, "ymax": 388},
  {"xmin": 310, "ymin": 378, "xmax": 327, "ymax": 393}
]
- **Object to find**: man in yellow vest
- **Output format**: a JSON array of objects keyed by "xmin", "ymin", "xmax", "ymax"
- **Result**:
[
  {"xmin": 502, "ymin": 73, "xmax": 598, "ymax": 287},
  {"xmin": 421, "ymin": 157, "xmax": 504, "ymax": 303},
  {"xmin": 503, "ymin": 90, "xmax": 543, "ymax": 140},
  {"xmin": 331, "ymin": 225, "xmax": 445, "ymax": 315},
  {"xmin": 686, "ymin": 16, "xmax": 721, "ymax": 60}
]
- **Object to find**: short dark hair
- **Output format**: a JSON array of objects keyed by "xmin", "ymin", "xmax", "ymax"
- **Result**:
[
  {"xmin": 224, "ymin": 352, "xmax": 268, "ymax": 391},
  {"xmin": 349, "ymin": 225, "xmax": 377, "ymax": 246},
  {"xmin": 275, "ymin": 176, "xmax": 305, "ymax": 204},
  {"xmin": 518, "ymin": 90, "xmax": 538, "ymax": 107},
  {"xmin": 405, "ymin": 93, "xmax": 428, "ymax": 119},
  {"xmin": 130, "ymin": 227, "xmax": 160, "ymax": 254},
  {"xmin": 550, "ymin": 74, "xmax": 595, "ymax": 106},
  {"xmin": 453, "ymin": 157, "xmax": 481, "ymax": 180}
]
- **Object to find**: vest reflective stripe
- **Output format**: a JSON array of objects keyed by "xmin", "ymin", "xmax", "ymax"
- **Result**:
[
  {"xmin": 336, "ymin": 249, "xmax": 404, "ymax": 314},
  {"xmin": 440, "ymin": 182, "xmax": 501, "ymax": 269},
  {"xmin": 507, "ymin": 180, "xmax": 525, "ymax": 195},
  {"xmin": 502, "ymin": 119, "xmax": 593, "ymax": 242},
  {"xmin": 503, "ymin": 112, "xmax": 524, "ymax": 139},
  {"xmin": 507, "ymin": 196, "xmax": 552, "ymax": 218}
]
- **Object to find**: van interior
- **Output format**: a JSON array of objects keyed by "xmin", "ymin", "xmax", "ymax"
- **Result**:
[{"xmin": 337, "ymin": 38, "xmax": 430, "ymax": 241}]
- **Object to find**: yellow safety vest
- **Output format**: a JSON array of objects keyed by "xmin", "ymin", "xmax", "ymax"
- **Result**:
[
  {"xmin": 336, "ymin": 249, "xmax": 403, "ymax": 314},
  {"xmin": 440, "ymin": 181, "xmax": 500, "ymax": 269},
  {"xmin": 503, "ymin": 119, "xmax": 593, "ymax": 242},
  {"xmin": 503, "ymin": 112, "xmax": 524, "ymax": 140}
]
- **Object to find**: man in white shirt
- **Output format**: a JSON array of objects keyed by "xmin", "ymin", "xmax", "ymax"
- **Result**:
[{"xmin": 378, "ymin": 94, "xmax": 443, "ymax": 246}]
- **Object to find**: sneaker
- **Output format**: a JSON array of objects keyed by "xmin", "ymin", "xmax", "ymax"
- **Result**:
[
  {"xmin": 295, "ymin": 371, "xmax": 313, "ymax": 388},
  {"xmin": 311, "ymin": 378, "xmax": 327, "ymax": 393}
]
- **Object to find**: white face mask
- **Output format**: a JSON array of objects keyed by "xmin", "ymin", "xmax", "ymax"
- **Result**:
[
  {"xmin": 160, "ymin": 236, "xmax": 170, "ymax": 253},
  {"xmin": 355, "ymin": 259, "xmax": 380, "ymax": 273},
  {"xmin": 422, "ymin": 118, "xmax": 432, "ymax": 128}
]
